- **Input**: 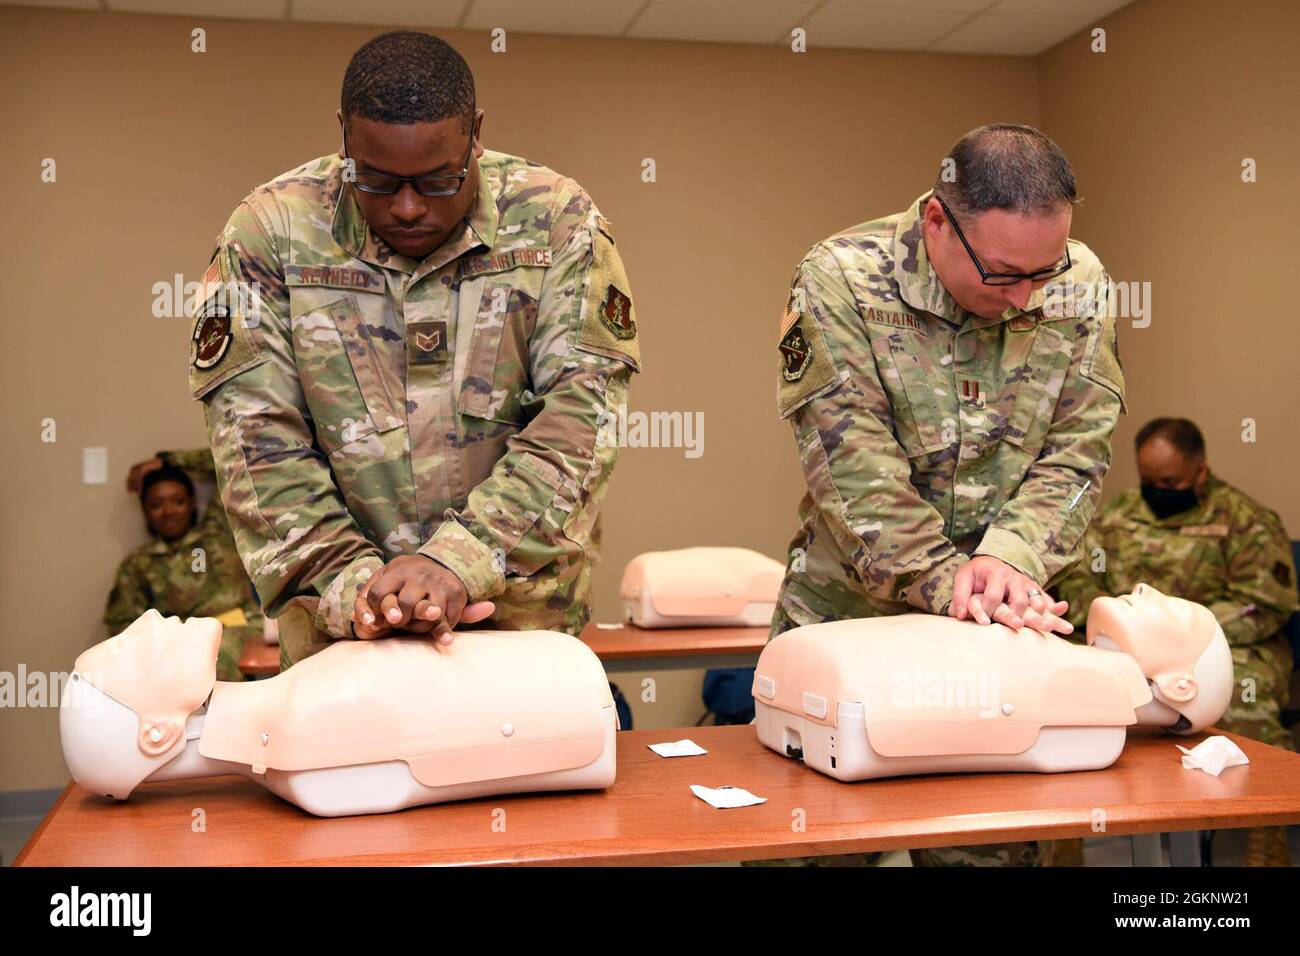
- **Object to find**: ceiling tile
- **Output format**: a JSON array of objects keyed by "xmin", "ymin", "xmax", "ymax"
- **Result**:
[
  {"xmin": 107, "ymin": 0, "xmax": 287, "ymax": 19},
  {"xmin": 992, "ymin": 0, "xmax": 1131, "ymax": 16},
  {"xmin": 627, "ymin": 0, "xmax": 819, "ymax": 45},
  {"xmin": 464, "ymin": 0, "xmax": 645, "ymax": 36},
  {"xmin": 803, "ymin": 1, "xmax": 972, "ymax": 51},
  {"xmin": 830, "ymin": 0, "xmax": 992, "ymax": 11},
  {"xmin": 929, "ymin": 10, "xmax": 1097, "ymax": 55},
  {"xmin": 292, "ymin": 0, "xmax": 463, "ymax": 27},
  {"xmin": 1, "ymin": 0, "xmax": 99, "ymax": 9}
]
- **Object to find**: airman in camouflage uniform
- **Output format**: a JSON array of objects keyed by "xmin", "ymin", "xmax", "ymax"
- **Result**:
[
  {"xmin": 189, "ymin": 146, "xmax": 639, "ymax": 668},
  {"xmin": 1056, "ymin": 474, "xmax": 1297, "ymax": 750},
  {"xmin": 768, "ymin": 133, "xmax": 1124, "ymax": 867},
  {"xmin": 773, "ymin": 196, "xmax": 1123, "ymax": 637},
  {"xmin": 104, "ymin": 448, "xmax": 262, "ymax": 680}
]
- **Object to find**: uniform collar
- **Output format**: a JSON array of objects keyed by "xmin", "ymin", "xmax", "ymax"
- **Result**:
[
  {"xmin": 328, "ymin": 153, "xmax": 498, "ymax": 275},
  {"xmin": 894, "ymin": 192, "xmax": 964, "ymax": 324},
  {"xmin": 145, "ymin": 525, "xmax": 203, "ymax": 556},
  {"xmin": 893, "ymin": 191, "xmax": 1055, "ymax": 328}
]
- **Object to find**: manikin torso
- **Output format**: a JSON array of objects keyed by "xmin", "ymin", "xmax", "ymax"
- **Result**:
[
  {"xmin": 61, "ymin": 612, "xmax": 618, "ymax": 817},
  {"xmin": 753, "ymin": 585, "xmax": 1234, "ymax": 780},
  {"xmin": 60, "ymin": 585, "xmax": 1232, "ymax": 816}
]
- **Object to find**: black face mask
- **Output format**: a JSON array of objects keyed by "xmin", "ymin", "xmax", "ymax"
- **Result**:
[{"xmin": 1141, "ymin": 484, "xmax": 1198, "ymax": 519}]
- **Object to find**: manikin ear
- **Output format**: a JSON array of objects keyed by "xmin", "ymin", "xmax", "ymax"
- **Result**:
[
  {"xmin": 1155, "ymin": 672, "xmax": 1198, "ymax": 704},
  {"xmin": 137, "ymin": 716, "xmax": 184, "ymax": 757}
]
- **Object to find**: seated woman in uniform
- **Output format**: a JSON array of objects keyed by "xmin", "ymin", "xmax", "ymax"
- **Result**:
[{"xmin": 103, "ymin": 449, "xmax": 266, "ymax": 680}]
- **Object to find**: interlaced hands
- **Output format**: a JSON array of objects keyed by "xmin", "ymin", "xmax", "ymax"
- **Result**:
[
  {"xmin": 950, "ymin": 555, "xmax": 1073, "ymax": 635},
  {"xmin": 351, "ymin": 554, "xmax": 495, "ymax": 646}
]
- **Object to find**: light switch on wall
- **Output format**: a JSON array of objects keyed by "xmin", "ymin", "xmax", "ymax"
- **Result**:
[{"xmin": 83, "ymin": 447, "xmax": 108, "ymax": 485}]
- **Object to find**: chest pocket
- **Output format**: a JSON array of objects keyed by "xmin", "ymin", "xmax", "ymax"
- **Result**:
[
  {"xmin": 1001, "ymin": 320, "xmax": 1073, "ymax": 457},
  {"xmin": 290, "ymin": 292, "xmax": 404, "ymax": 455},
  {"xmin": 869, "ymin": 333, "xmax": 952, "ymax": 457},
  {"xmin": 456, "ymin": 277, "xmax": 540, "ymax": 425}
]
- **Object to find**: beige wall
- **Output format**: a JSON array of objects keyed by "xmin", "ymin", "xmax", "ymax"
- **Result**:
[
  {"xmin": 2, "ymin": 1, "xmax": 1291, "ymax": 793},
  {"xmin": 1038, "ymin": 0, "xmax": 1300, "ymax": 524}
]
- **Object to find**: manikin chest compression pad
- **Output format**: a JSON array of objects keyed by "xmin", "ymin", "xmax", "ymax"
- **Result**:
[
  {"xmin": 620, "ymin": 547, "xmax": 784, "ymax": 619},
  {"xmin": 199, "ymin": 630, "xmax": 614, "ymax": 785},
  {"xmin": 753, "ymin": 616, "xmax": 1153, "ymax": 757}
]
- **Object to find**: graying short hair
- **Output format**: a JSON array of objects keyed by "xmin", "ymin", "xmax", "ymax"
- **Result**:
[{"xmin": 934, "ymin": 124, "xmax": 1077, "ymax": 219}]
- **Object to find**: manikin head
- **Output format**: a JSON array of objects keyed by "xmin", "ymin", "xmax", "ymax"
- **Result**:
[
  {"xmin": 60, "ymin": 610, "xmax": 221, "ymax": 800},
  {"xmin": 922, "ymin": 124, "xmax": 1076, "ymax": 320},
  {"xmin": 1086, "ymin": 584, "xmax": 1232, "ymax": 734}
]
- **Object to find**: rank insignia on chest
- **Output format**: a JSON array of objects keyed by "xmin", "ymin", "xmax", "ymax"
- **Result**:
[
  {"xmin": 408, "ymin": 320, "xmax": 449, "ymax": 364},
  {"xmin": 779, "ymin": 322, "xmax": 813, "ymax": 382},
  {"xmin": 191, "ymin": 308, "xmax": 233, "ymax": 370},
  {"xmin": 598, "ymin": 284, "xmax": 636, "ymax": 339}
]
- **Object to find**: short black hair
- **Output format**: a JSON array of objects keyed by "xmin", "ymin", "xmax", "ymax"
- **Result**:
[
  {"xmin": 1135, "ymin": 417, "xmax": 1206, "ymax": 460},
  {"xmin": 341, "ymin": 31, "xmax": 475, "ymax": 130},
  {"xmin": 140, "ymin": 465, "xmax": 195, "ymax": 505},
  {"xmin": 934, "ymin": 124, "xmax": 1077, "ymax": 219}
]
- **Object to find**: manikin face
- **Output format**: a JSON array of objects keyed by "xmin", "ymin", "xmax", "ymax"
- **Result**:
[
  {"xmin": 1088, "ymin": 584, "xmax": 1200, "ymax": 652},
  {"xmin": 1085, "ymin": 584, "xmax": 1232, "ymax": 733},
  {"xmin": 921, "ymin": 196, "xmax": 1072, "ymax": 320}
]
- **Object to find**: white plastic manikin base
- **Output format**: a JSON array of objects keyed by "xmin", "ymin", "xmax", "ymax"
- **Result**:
[
  {"xmin": 60, "ymin": 613, "xmax": 620, "ymax": 818},
  {"xmin": 751, "ymin": 586, "xmax": 1231, "ymax": 783},
  {"xmin": 754, "ymin": 700, "xmax": 1128, "ymax": 781},
  {"xmin": 620, "ymin": 546, "xmax": 784, "ymax": 628}
]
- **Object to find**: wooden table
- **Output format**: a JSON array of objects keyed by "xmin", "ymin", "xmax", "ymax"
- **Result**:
[
  {"xmin": 16, "ymin": 726, "xmax": 1300, "ymax": 867},
  {"xmin": 238, "ymin": 636, "xmax": 279, "ymax": 677},
  {"xmin": 576, "ymin": 623, "xmax": 767, "ymax": 673},
  {"xmin": 241, "ymin": 624, "xmax": 769, "ymax": 679}
]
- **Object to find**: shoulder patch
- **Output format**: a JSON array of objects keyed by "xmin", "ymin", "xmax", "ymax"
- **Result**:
[
  {"xmin": 188, "ymin": 247, "xmax": 269, "ymax": 400},
  {"xmin": 780, "ymin": 322, "xmax": 813, "ymax": 381},
  {"xmin": 575, "ymin": 226, "xmax": 640, "ymax": 371},
  {"xmin": 776, "ymin": 310, "xmax": 838, "ymax": 419}
]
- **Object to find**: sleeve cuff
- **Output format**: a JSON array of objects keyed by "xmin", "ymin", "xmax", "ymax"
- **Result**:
[
  {"xmin": 417, "ymin": 518, "xmax": 506, "ymax": 603},
  {"xmin": 974, "ymin": 528, "xmax": 1046, "ymax": 583},
  {"xmin": 902, "ymin": 554, "xmax": 969, "ymax": 615},
  {"xmin": 314, "ymin": 553, "xmax": 385, "ymax": 639}
]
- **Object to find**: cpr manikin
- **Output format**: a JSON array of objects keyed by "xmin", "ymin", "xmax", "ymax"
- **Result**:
[
  {"xmin": 60, "ymin": 610, "xmax": 617, "ymax": 817},
  {"xmin": 621, "ymin": 547, "xmax": 784, "ymax": 627},
  {"xmin": 753, "ymin": 585, "xmax": 1234, "ymax": 780}
]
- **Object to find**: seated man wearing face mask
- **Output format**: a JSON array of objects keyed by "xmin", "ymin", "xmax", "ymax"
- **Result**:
[{"xmin": 1055, "ymin": 417, "xmax": 1298, "ymax": 865}]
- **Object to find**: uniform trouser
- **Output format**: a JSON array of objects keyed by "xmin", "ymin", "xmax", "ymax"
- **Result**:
[
  {"xmin": 1219, "ymin": 635, "xmax": 1295, "ymax": 752},
  {"xmin": 743, "ymin": 605, "xmax": 1054, "ymax": 867}
]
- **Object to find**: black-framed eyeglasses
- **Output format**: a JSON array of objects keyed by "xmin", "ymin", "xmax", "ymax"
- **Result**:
[
  {"xmin": 935, "ymin": 194, "xmax": 1072, "ymax": 286},
  {"xmin": 342, "ymin": 116, "xmax": 478, "ymax": 198}
]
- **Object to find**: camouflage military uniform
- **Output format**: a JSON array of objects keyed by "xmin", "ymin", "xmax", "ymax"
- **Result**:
[
  {"xmin": 103, "ymin": 448, "xmax": 262, "ymax": 680},
  {"xmin": 1055, "ymin": 473, "xmax": 1297, "ymax": 750},
  {"xmin": 188, "ymin": 150, "xmax": 640, "ymax": 668},
  {"xmin": 770, "ymin": 192, "xmax": 1124, "ymax": 867}
]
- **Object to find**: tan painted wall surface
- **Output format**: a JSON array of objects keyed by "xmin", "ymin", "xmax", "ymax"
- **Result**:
[{"xmin": 5, "ymin": 1, "xmax": 1291, "ymax": 794}]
